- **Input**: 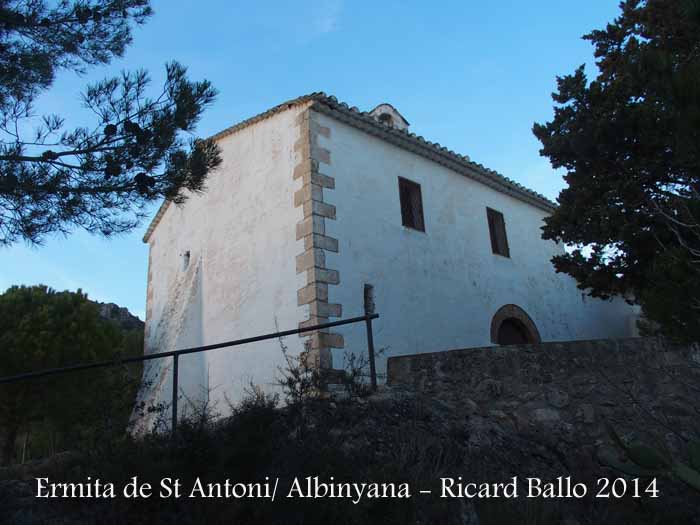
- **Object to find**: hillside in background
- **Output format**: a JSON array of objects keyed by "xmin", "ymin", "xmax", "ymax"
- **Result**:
[
  {"xmin": 96, "ymin": 302, "xmax": 144, "ymax": 332},
  {"xmin": 0, "ymin": 291, "xmax": 145, "ymax": 471}
]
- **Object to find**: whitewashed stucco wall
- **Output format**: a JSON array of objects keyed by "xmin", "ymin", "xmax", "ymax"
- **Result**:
[
  {"xmin": 142, "ymin": 103, "xmax": 637, "ymax": 415},
  {"xmin": 316, "ymin": 111, "xmax": 634, "ymax": 380},
  {"xmin": 143, "ymin": 106, "xmax": 308, "ymax": 417}
]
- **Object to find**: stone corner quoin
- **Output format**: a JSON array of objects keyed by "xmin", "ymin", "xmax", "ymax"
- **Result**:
[{"xmin": 293, "ymin": 109, "xmax": 344, "ymax": 369}]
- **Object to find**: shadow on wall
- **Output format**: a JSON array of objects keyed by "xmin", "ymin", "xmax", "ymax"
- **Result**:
[{"xmin": 131, "ymin": 256, "xmax": 207, "ymax": 433}]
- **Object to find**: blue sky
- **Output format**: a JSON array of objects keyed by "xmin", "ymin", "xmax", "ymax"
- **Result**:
[{"xmin": 1, "ymin": 1, "xmax": 621, "ymax": 319}]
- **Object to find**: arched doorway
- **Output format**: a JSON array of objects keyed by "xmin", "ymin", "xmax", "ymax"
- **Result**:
[
  {"xmin": 490, "ymin": 304, "xmax": 541, "ymax": 345},
  {"xmin": 497, "ymin": 318, "xmax": 531, "ymax": 345}
]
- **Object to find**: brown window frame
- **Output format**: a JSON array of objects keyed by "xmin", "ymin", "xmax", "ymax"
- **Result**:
[
  {"xmin": 398, "ymin": 177, "xmax": 425, "ymax": 232},
  {"xmin": 486, "ymin": 207, "xmax": 510, "ymax": 257}
]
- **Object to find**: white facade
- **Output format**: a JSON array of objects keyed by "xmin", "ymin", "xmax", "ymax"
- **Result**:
[
  {"xmin": 141, "ymin": 104, "xmax": 307, "ymax": 417},
  {"xmin": 141, "ymin": 94, "xmax": 635, "ymax": 416},
  {"xmin": 319, "ymin": 111, "xmax": 632, "ymax": 375}
]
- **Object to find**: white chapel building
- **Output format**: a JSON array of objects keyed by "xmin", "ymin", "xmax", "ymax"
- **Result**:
[{"xmin": 140, "ymin": 93, "xmax": 635, "ymax": 411}]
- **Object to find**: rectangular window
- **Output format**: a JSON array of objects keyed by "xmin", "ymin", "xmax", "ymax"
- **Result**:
[
  {"xmin": 398, "ymin": 177, "xmax": 425, "ymax": 232},
  {"xmin": 486, "ymin": 207, "xmax": 510, "ymax": 257}
]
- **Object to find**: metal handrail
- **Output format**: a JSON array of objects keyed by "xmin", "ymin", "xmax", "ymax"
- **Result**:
[{"xmin": 0, "ymin": 313, "xmax": 380, "ymax": 433}]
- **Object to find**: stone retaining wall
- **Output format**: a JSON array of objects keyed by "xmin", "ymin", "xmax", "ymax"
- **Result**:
[{"xmin": 387, "ymin": 337, "xmax": 700, "ymax": 452}]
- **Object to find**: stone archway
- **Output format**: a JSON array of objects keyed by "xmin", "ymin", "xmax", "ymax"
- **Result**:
[{"xmin": 490, "ymin": 304, "xmax": 541, "ymax": 345}]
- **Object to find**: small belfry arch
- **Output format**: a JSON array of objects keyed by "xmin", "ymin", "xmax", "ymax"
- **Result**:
[{"xmin": 490, "ymin": 304, "xmax": 541, "ymax": 345}]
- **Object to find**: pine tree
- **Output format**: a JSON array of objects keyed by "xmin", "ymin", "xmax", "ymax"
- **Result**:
[{"xmin": 0, "ymin": 1, "xmax": 221, "ymax": 245}]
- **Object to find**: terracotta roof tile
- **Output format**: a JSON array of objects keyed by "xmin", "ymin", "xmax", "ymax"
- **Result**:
[{"xmin": 143, "ymin": 92, "xmax": 556, "ymax": 243}]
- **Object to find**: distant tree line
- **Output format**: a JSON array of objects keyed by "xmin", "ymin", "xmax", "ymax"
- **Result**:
[{"xmin": 0, "ymin": 284, "xmax": 143, "ymax": 466}]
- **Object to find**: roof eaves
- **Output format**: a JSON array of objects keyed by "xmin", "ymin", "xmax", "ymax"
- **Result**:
[
  {"xmin": 307, "ymin": 95, "xmax": 557, "ymax": 213},
  {"xmin": 141, "ymin": 93, "xmax": 323, "ymax": 243},
  {"xmin": 142, "ymin": 91, "xmax": 556, "ymax": 244}
]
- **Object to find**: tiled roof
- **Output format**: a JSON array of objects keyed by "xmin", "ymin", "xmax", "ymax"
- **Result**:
[{"xmin": 143, "ymin": 92, "xmax": 556, "ymax": 243}]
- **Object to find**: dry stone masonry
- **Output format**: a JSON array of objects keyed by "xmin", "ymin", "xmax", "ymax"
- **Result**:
[{"xmin": 387, "ymin": 337, "xmax": 700, "ymax": 455}]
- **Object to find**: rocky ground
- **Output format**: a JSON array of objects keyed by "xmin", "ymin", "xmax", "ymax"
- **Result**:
[{"xmin": 0, "ymin": 387, "xmax": 698, "ymax": 524}]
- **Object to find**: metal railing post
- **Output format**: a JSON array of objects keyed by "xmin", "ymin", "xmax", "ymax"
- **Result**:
[
  {"xmin": 171, "ymin": 354, "xmax": 179, "ymax": 437},
  {"xmin": 365, "ymin": 316, "xmax": 377, "ymax": 391},
  {"xmin": 0, "ymin": 313, "xmax": 380, "ymax": 403}
]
